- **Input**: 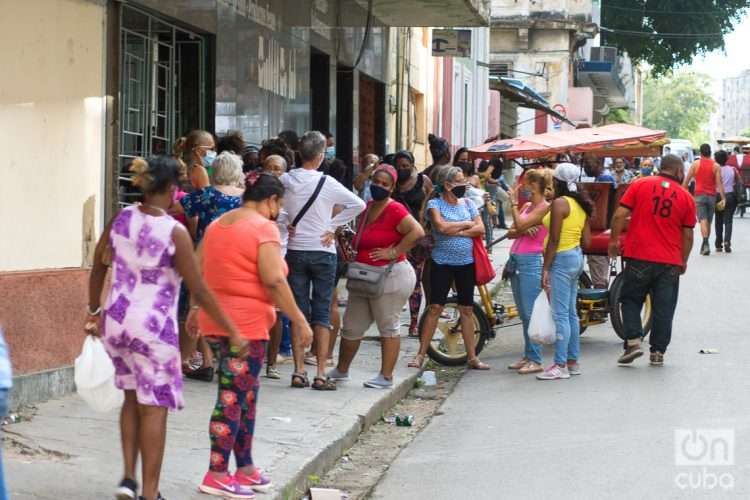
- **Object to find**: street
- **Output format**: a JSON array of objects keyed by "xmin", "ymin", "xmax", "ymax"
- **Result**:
[{"xmin": 372, "ymin": 220, "xmax": 750, "ymax": 500}]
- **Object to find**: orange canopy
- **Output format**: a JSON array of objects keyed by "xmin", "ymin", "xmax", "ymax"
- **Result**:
[{"xmin": 469, "ymin": 124, "xmax": 668, "ymax": 160}]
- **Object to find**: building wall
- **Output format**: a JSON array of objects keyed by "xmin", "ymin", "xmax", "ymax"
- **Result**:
[
  {"xmin": 0, "ymin": 0, "xmax": 106, "ymax": 272},
  {"xmin": 491, "ymin": 0, "xmax": 592, "ymax": 20},
  {"xmin": 720, "ymin": 71, "xmax": 750, "ymax": 139}
]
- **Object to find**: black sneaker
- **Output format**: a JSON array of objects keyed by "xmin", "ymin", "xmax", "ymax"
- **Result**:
[
  {"xmin": 716, "ymin": 245, "xmax": 723, "ymax": 253},
  {"xmin": 725, "ymin": 243, "xmax": 732, "ymax": 253},
  {"xmin": 185, "ymin": 366, "xmax": 214, "ymax": 382},
  {"xmin": 618, "ymin": 343, "xmax": 644, "ymax": 365},
  {"xmin": 116, "ymin": 478, "xmax": 138, "ymax": 500},
  {"xmin": 700, "ymin": 241, "xmax": 710, "ymax": 256}
]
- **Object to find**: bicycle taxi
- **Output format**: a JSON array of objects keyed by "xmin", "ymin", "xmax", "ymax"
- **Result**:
[{"xmin": 420, "ymin": 124, "xmax": 668, "ymax": 365}]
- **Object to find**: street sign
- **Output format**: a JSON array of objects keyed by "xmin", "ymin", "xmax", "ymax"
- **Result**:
[
  {"xmin": 432, "ymin": 29, "xmax": 472, "ymax": 58},
  {"xmin": 550, "ymin": 104, "xmax": 567, "ymax": 125}
]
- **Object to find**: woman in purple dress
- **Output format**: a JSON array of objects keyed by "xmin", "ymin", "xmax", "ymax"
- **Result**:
[{"xmin": 86, "ymin": 156, "xmax": 243, "ymax": 500}]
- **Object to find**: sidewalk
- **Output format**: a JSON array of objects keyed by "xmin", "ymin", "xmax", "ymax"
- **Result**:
[
  {"xmin": 4, "ymin": 236, "xmax": 513, "ymax": 500},
  {"xmin": 4, "ymin": 337, "xmax": 419, "ymax": 500}
]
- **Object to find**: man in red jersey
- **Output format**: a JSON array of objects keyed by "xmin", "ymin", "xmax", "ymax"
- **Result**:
[{"xmin": 608, "ymin": 155, "xmax": 696, "ymax": 366}]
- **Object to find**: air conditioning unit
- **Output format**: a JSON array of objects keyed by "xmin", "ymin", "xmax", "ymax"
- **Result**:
[
  {"xmin": 590, "ymin": 46, "xmax": 618, "ymax": 63},
  {"xmin": 490, "ymin": 62, "xmax": 513, "ymax": 78}
]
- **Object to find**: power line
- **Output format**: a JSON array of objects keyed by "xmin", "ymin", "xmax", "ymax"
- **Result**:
[
  {"xmin": 602, "ymin": 4, "xmax": 738, "ymax": 16},
  {"xmin": 600, "ymin": 26, "xmax": 725, "ymax": 39}
]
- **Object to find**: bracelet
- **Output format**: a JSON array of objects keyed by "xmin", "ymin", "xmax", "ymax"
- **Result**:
[
  {"xmin": 191, "ymin": 305, "xmax": 200, "ymax": 311},
  {"xmin": 87, "ymin": 306, "xmax": 102, "ymax": 316},
  {"xmin": 390, "ymin": 248, "xmax": 398, "ymax": 260}
]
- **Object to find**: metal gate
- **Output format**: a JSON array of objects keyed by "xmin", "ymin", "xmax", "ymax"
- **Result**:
[{"xmin": 118, "ymin": 5, "xmax": 206, "ymax": 206}]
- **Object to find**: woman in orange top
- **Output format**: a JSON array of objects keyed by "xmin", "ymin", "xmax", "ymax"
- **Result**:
[{"xmin": 188, "ymin": 172, "xmax": 312, "ymax": 498}]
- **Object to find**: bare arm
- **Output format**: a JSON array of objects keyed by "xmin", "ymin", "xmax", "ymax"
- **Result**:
[
  {"xmin": 428, "ymin": 207, "xmax": 473, "ymax": 235},
  {"xmin": 681, "ymin": 226, "xmax": 694, "ymax": 272},
  {"xmin": 257, "ymin": 243, "xmax": 310, "ymax": 323},
  {"xmin": 191, "ymin": 165, "xmax": 210, "ymax": 190},
  {"xmin": 456, "ymin": 214, "xmax": 485, "ymax": 238},
  {"xmin": 608, "ymin": 205, "xmax": 631, "ymax": 257},
  {"xmin": 581, "ymin": 219, "xmax": 592, "ymax": 249},
  {"xmin": 542, "ymin": 198, "xmax": 570, "ymax": 288},
  {"xmin": 87, "ymin": 216, "xmax": 117, "ymax": 314},
  {"xmin": 682, "ymin": 161, "xmax": 698, "ymax": 188},
  {"xmin": 354, "ymin": 165, "xmax": 375, "ymax": 192},
  {"xmin": 394, "ymin": 214, "xmax": 425, "ymax": 254},
  {"xmin": 173, "ymin": 226, "xmax": 241, "ymax": 340},
  {"xmin": 715, "ymin": 164, "xmax": 726, "ymax": 201}
]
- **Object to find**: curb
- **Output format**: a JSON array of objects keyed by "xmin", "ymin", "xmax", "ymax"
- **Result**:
[{"xmin": 272, "ymin": 369, "xmax": 422, "ymax": 500}]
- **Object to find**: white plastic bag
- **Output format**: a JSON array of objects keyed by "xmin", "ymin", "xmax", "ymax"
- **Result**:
[
  {"xmin": 529, "ymin": 292, "xmax": 556, "ymax": 345},
  {"xmin": 74, "ymin": 336, "xmax": 123, "ymax": 412}
]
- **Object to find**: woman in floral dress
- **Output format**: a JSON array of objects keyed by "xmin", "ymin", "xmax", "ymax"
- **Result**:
[{"xmin": 86, "ymin": 156, "xmax": 242, "ymax": 500}]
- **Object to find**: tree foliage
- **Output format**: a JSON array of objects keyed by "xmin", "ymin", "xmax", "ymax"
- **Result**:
[
  {"xmin": 643, "ymin": 72, "xmax": 716, "ymax": 144},
  {"xmin": 602, "ymin": 0, "xmax": 748, "ymax": 75}
]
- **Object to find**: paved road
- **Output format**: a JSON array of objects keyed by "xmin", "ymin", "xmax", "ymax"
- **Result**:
[{"xmin": 373, "ymin": 219, "xmax": 750, "ymax": 500}]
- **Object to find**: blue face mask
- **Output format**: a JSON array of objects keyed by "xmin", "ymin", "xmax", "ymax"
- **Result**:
[
  {"xmin": 204, "ymin": 150, "xmax": 217, "ymax": 167},
  {"xmin": 641, "ymin": 167, "xmax": 652, "ymax": 176},
  {"xmin": 325, "ymin": 146, "xmax": 336, "ymax": 161}
]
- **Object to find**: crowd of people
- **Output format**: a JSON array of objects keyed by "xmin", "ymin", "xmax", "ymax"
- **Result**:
[{"xmin": 82, "ymin": 123, "xmax": 746, "ymax": 499}]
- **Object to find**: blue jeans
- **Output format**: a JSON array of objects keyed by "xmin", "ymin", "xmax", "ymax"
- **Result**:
[
  {"xmin": 481, "ymin": 207, "xmax": 494, "ymax": 247},
  {"xmin": 550, "ymin": 247, "xmax": 583, "ymax": 365},
  {"xmin": 286, "ymin": 250, "xmax": 337, "ymax": 329},
  {"xmin": 509, "ymin": 253, "xmax": 543, "ymax": 364},
  {"xmin": 280, "ymin": 314, "xmax": 292, "ymax": 356},
  {"xmin": 0, "ymin": 388, "xmax": 8, "ymax": 500}
]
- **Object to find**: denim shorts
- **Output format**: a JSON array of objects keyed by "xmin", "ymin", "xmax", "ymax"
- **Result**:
[
  {"xmin": 286, "ymin": 250, "xmax": 337, "ymax": 329},
  {"xmin": 695, "ymin": 194, "xmax": 715, "ymax": 222}
]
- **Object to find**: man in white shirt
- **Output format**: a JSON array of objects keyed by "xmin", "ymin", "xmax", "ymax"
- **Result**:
[{"xmin": 282, "ymin": 131, "xmax": 366, "ymax": 388}]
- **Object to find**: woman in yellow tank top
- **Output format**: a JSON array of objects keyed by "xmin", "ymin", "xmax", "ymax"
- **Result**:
[{"xmin": 512, "ymin": 163, "xmax": 592, "ymax": 380}]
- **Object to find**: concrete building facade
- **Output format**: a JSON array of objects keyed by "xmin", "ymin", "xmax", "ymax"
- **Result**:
[
  {"xmin": 719, "ymin": 70, "xmax": 750, "ymax": 140},
  {"xmin": 2, "ymin": 0, "xmax": 490, "ymax": 408}
]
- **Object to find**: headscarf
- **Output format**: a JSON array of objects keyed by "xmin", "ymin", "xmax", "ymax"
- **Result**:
[
  {"xmin": 373, "ymin": 163, "xmax": 398, "ymax": 184},
  {"xmin": 553, "ymin": 162, "xmax": 580, "ymax": 192}
]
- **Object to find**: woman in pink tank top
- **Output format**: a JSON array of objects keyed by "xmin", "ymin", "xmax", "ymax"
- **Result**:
[{"xmin": 506, "ymin": 169, "xmax": 550, "ymax": 374}]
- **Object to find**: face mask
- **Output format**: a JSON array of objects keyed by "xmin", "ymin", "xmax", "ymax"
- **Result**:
[
  {"xmin": 325, "ymin": 146, "xmax": 336, "ymax": 161},
  {"xmin": 450, "ymin": 185, "xmax": 467, "ymax": 198},
  {"xmin": 521, "ymin": 189, "xmax": 533, "ymax": 199},
  {"xmin": 204, "ymin": 150, "xmax": 217, "ymax": 167},
  {"xmin": 397, "ymin": 168, "xmax": 412, "ymax": 183},
  {"xmin": 641, "ymin": 168, "xmax": 652, "ymax": 177},
  {"xmin": 370, "ymin": 184, "xmax": 390, "ymax": 201}
]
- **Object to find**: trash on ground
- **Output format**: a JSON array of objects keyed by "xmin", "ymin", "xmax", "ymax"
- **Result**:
[
  {"xmin": 383, "ymin": 415, "xmax": 414, "ymax": 426},
  {"xmin": 271, "ymin": 416, "xmax": 292, "ymax": 423},
  {"xmin": 309, "ymin": 487, "xmax": 347, "ymax": 500},
  {"xmin": 419, "ymin": 370, "xmax": 437, "ymax": 386},
  {"xmin": 699, "ymin": 348, "xmax": 720, "ymax": 354}
]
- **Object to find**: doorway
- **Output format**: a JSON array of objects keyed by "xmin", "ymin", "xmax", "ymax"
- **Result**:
[
  {"xmin": 310, "ymin": 48, "xmax": 330, "ymax": 133},
  {"xmin": 359, "ymin": 74, "xmax": 385, "ymax": 159},
  {"xmin": 118, "ymin": 5, "xmax": 209, "ymax": 206}
]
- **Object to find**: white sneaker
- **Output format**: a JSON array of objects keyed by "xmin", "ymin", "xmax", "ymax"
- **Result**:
[
  {"xmin": 536, "ymin": 364, "xmax": 570, "ymax": 380},
  {"xmin": 567, "ymin": 362, "xmax": 581, "ymax": 376}
]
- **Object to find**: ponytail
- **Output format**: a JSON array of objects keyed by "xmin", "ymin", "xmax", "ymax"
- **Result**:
[{"xmin": 553, "ymin": 178, "xmax": 594, "ymax": 217}]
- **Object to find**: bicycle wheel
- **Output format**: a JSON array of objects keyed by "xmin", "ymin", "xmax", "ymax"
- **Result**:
[
  {"xmin": 609, "ymin": 272, "xmax": 652, "ymax": 340},
  {"xmin": 419, "ymin": 298, "xmax": 492, "ymax": 366}
]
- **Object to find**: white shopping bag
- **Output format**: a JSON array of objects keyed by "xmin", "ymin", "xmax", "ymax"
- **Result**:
[
  {"xmin": 74, "ymin": 336, "xmax": 123, "ymax": 412},
  {"xmin": 529, "ymin": 292, "xmax": 556, "ymax": 345}
]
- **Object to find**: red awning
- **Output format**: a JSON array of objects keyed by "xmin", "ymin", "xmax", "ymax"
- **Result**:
[{"xmin": 469, "ymin": 124, "xmax": 668, "ymax": 160}]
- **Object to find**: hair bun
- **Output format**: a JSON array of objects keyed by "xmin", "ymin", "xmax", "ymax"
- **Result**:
[
  {"xmin": 129, "ymin": 158, "xmax": 153, "ymax": 190},
  {"xmin": 428, "ymin": 133, "xmax": 437, "ymax": 145}
]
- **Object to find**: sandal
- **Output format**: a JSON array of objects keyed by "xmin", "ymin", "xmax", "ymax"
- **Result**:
[
  {"xmin": 291, "ymin": 371, "xmax": 310, "ymax": 388},
  {"xmin": 311, "ymin": 376, "xmax": 337, "ymax": 391},
  {"xmin": 408, "ymin": 354, "xmax": 425, "ymax": 368},
  {"xmin": 265, "ymin": 365, "xmax": 281, "ymax": 380},
  {"xmin": 467, "ymin": 358, "xmax": 491, "ymax": 370}
]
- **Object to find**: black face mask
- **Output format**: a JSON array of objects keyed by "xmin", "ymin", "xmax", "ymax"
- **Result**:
[
  {"xmin": 370, "ymin": 184, "xmax": 390, "ymax": 201},
  {"xmin": 397, "ymin": 168, "xmax": 412, "ymax": 183},
  {"xmin": 451, "ymin": 185, "xmax": 467, "ymax": 198}
]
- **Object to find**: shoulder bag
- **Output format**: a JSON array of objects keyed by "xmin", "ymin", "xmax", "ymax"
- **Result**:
[
  {"xmin": 290, "ymin": 175, "xmax": 326, "ymax": 228},
  {"xmin": 345, "ymin": 204, "xmax": 394, "ymax": 298}
]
